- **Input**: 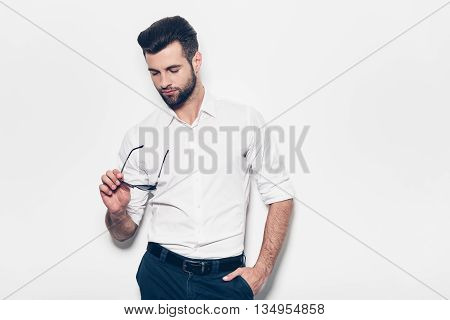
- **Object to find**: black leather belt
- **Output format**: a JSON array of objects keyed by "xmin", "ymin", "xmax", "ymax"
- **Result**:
[{"xmin": 147, "ymin": 242, "xmax": 245, "ymax": 275}]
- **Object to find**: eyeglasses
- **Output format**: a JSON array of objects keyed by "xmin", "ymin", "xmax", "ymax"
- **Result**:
[{"xmin": 119, "ymin": 145, "xmax": 169, "ymax": 191}]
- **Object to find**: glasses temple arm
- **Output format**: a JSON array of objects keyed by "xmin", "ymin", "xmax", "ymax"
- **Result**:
[
  {"xmin": 157, "ymin": 149, "xmax": 169, "ymax": 179},
  {"xmin": 120, "ymin": 144, "xmax": 145, "ymax": 173}
]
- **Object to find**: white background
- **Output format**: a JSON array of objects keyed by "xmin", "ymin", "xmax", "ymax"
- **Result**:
[{"xmin": 0, "ymin": 0, "xmax": 449, "ymax": 299}]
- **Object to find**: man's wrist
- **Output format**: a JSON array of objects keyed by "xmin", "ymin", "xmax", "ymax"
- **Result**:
[
  {"xmin": 253, "ymin": 262, "xmax": 271, "ymax": 279},
  {"xmin": 108, "ymin": 208, "xmax": 127, "ymax": 223}
]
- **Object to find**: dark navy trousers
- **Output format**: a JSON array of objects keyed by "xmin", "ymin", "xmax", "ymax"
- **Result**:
[{"xmin": 136, "ymin": 245, "xmax": 254, "ymax": 300}]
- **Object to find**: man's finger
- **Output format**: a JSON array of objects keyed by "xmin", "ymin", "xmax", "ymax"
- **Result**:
[
  {"xmin": 106, "ymin": 170, "xmax": 120, "ymax": 186},
  {"xmin": 118, "ymin": 182, "xmax": 130, "ymax": 192},
  {"xmin": 113, "ymin": 169, "xmax": 123, "ymax": 180},
  {"xmin": 222, "ymin": 268, "xmax": 242, "ymax": 281},
  {"xmin": 99, "ymin": 184, "xmax": 112, "ymax": 196},
  {"xmin": 101, "ymin": 174, "xmax": 116, "ymax": 191}
]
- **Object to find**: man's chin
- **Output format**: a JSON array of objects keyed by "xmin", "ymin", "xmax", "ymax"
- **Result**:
[
  {"xmin": 164, "ymin": 98, "xmax": 183, "ymax": 111},
  {"xmin": 159, "ymin": 94, "xmax": 177, "ymax": 107}
]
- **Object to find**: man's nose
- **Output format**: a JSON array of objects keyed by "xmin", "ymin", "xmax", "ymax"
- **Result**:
[{"xmin": 160, "ymin": 73, "xmax": 172, "ymax": 88}]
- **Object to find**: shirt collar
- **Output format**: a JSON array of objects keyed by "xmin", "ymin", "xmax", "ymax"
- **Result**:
[{"xmin": 158, "ymin": 87, "xmax": 216, "ymax": 127}]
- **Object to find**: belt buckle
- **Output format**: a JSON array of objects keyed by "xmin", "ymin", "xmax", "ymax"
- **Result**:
[{"xmin": 183, "ymin": 259, "xmax": 206, "ymax": 274}]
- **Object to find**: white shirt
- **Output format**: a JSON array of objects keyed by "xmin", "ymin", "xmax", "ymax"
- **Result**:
[{"xmin": 117, "ymin": 88, "xmax": 294, "ymax": 259}]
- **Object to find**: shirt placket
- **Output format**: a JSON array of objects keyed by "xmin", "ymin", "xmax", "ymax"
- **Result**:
[{"xmin": 192, "ymin": 125, "xmax": 202, "ymax": 247}]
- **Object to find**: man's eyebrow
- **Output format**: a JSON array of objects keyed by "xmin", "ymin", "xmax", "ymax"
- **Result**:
[{"xmin": 148, "ymin": 64, "xmax": 182, "ymax": 71}]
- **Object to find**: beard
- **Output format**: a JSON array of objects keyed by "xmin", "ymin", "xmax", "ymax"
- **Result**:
[{"xmin": 158, "ymin": 66, "xmax": 197, "ymax": 111}]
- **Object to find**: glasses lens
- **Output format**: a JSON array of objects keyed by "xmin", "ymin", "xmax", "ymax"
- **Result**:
[{"xmin": 136, "ymin": 185, "xmax": 157, "ymax": 191}]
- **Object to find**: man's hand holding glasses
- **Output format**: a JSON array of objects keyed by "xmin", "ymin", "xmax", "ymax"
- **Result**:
[
  {"xmin": 99, "ymin": 145, "xmax": 169, "ymax": 218},
  {"xmin": 99, "ymin": 168, "xmax": 131, "ymax": 217}
]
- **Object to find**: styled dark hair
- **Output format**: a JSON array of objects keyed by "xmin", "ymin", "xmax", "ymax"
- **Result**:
[{"xmin": 137, "ymin": 16, "xmax": 199, "ymax": 64}]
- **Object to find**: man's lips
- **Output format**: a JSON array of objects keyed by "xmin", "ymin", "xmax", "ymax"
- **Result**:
[{"xmin": 162, "ymin": 89, "xmax": 176, "ymax": 94}]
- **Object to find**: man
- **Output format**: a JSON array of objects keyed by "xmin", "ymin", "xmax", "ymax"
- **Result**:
[{"xmin": 99, "ymin": 16, "xmax": 294, "ymax": 300}]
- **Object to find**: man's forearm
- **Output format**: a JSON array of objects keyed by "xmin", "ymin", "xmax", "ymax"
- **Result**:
[
  {"xmin": 105, "ymin": 209, "xmax": 138, "ymax": 241},
  {"xmin": 254, "ymin": 199, "xmax": 294, "ymax": 277}
]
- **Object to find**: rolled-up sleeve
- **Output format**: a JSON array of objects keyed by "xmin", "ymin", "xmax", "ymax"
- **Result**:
[
  {"xmin": 245, "ymin": 107, "xmax": 295, "ymax": 205},
  {"xmin": 117, "ymin": 126, "xmax": 150, "ymax": 226}
]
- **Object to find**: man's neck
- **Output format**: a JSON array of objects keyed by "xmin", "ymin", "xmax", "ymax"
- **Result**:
[{"xmin": 174, "ymin": 84, "xmax": 205, "ymax": 125}]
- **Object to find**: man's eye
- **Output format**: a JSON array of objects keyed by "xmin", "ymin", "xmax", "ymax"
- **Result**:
[{"xmin": 170, "ymin": 69, "xmax": 180, "ymax": 73}]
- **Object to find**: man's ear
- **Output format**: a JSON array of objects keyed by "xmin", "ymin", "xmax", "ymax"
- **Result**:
[{"xmin": 192, "ymin": 51, "xmax": 202, "ymax": 75}]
